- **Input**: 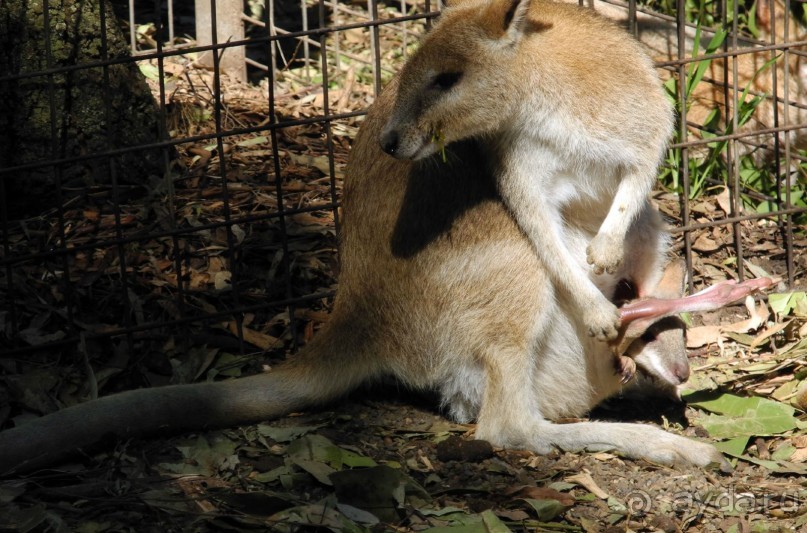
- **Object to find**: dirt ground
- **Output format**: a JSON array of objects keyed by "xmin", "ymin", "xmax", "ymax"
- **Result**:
[
  {"xmin": 1, "ymin": 382, "xmax": 806, "ymax": 531},
  {"xmin": 3, "ymin": 4, "xmax": 807, "ymax": 529}
]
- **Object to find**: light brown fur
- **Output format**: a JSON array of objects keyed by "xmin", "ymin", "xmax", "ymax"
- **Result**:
[
  {"xmin": 380, "ymin": 0, "xmax": 674, "ymax": 342},
  {"xmin": 0, "ymin": 0, "xmax": 728, "ymax": 475}
]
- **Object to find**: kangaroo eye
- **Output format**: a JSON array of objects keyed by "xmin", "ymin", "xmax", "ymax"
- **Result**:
[
  {"xmin": 641, "ymin": 330, "xmax": 658, "ymax": 343},
  {"xmin": 431, "ymin": 72, "xmax": 462, "ymax": 91}
]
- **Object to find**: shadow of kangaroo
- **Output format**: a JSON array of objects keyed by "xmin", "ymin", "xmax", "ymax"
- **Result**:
[{"xmin": 0, "ymin": 0, "xmax": 730, "ymax": 475}]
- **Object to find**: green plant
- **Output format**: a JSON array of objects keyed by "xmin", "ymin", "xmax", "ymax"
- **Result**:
[{"xmin": 656, "ymin": 2, "xmax": 807, "ymax": 225}]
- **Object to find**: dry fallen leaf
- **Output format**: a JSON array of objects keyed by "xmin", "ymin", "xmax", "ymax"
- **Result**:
[
  {"xmin": 750, "ymin": 320, "xmax": 790, "ymax": 350},
  {"xmin": 795, "ymin": 382, "xmax": 807, "ymax": 411},
  {"xmin": 686, "ymin": 297, "xmax": 769, "ymax": 348},
  {"xmin": 504, "ymin": 485, "xmax": 575, "ymax": 506},
  {"xmin": 716, "ymin": 187, "xmax": 732, "ymax": 215},
  {"xmin": 723, "ymin": 297, "xmax": 769, "ymax": 333},
  {"xmin": 687, "ymin": 325, "xmax": 723, "ymax": 349},
  {"xmin": 213, "ymin": 271, "xmax": 232, "ymax": 290},
  {"xmin": 693, "ymin": 232, "xmax": 721, "ymax": 253},
  {"xmin": 790, "ymin": 448, "xmax": 807, "ymax": 463},
  {"xmin": 565, "ymin": 471, "xmax": 609, "ymax": 500},
  {"xmin": 792, "ymin": 435, "xmax": 807, "ymax": 448}
]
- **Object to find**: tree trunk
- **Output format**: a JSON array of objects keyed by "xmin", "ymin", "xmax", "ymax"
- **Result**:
[{"xmin": 0, "ymin": 0, "xmax": 164, "ymax": 218}]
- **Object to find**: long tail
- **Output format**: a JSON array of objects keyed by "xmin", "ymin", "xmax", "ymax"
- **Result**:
[{"xmin": 0, "ymin": 319, "xmax": 378, "ymax": 476}]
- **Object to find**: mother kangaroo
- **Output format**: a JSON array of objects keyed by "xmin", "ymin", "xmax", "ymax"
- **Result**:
[{"xmin": 0, "ymin": 0, "xmax": 729, "ymax": 474}]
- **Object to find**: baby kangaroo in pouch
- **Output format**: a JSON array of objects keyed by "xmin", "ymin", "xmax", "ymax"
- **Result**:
[
  {"xmin": 380, "ymin": 0, "xmax": 674, "ymax": 341},
  {"xmin": 0, "ymin": 0, "xmax": 742, "ymax": 475}
]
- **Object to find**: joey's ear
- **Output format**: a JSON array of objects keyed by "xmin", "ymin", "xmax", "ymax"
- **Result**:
[
  {"xmin": 480, "ymin": 0, "xmax": 533, "ymax": 42},
  {"xmin": 652, "ymin": 260, "xmax": 687, "ymax": 300}
]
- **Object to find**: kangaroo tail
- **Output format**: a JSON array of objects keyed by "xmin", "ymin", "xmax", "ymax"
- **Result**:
[{"xmin": 0, "ymin": 319, "xmax": 378, "ymax": 476}]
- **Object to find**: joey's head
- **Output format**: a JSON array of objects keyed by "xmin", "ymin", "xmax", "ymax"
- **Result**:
[
  {"xmin": 379, "ymin": 0, "xmax": 543, "ymax": 160},
  {"xmin": 620, "ymin": 261, "xmax": 690, "ymax": 400},
  {"xmin": 624, "ymin": 315, "xmax": 690, "ymax": 400}
]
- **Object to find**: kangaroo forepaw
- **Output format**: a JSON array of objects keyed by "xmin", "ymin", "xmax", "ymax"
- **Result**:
[
  {"xmin": 615, "ymin": 355, "xmax": 636, "ymax": 384},
  {"xmin": 586, "ymin": 233, "xmax": 624, "ymax": 275},
  {"xmin": 585, "ymin": 300, "xmax": 621, "ymax": 341}
]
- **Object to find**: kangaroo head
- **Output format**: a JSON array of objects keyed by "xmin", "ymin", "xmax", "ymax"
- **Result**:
[
  {"xmin": 379, "ymin": 0, "xmax": 541, "ymax": 160},
  {"xmin": 623, "ymin": 261, "xmax": 690, "ymax": 398}
]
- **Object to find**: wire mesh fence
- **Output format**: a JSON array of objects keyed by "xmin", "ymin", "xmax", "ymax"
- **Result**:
[{"xmin": 0, "ymin": 0, "xmax": 804, "ymax": 392}]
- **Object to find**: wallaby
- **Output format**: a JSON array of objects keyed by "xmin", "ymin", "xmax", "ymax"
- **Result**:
[
  {"xmin": 0, "ymin": 0, "xmax": 738, "ymax": 475},
  {"xmin": 379, "ymin": 0, "xmax": 674, "ymax": 343}
]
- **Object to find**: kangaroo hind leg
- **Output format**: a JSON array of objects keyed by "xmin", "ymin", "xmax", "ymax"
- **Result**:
[
  {"xmin": 471, "ymin": 342, "xmax": 553, "ymax": 454},
  {"xmin": 536, "ymin": 420, "xmax": 732, "ymax": 472}
]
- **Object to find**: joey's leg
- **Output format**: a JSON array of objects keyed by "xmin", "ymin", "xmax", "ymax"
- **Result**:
[
  {"xmin": 535, "ymin": 420, "xmax": 732, "ymax": 472},
  {"xmin": 496, "ymin": 150, "xmax": 620, "ymax": 341},
  {"xmin": 614, "ymin": 353, "xmax": 637, "ymax": 384},
  {"xmin": 619, "ymin": 204, "xmax": 669, "ymax": 298},
  {"xmin": 587, "ymin": 165, "xmax": 658, "ymax": 276}
]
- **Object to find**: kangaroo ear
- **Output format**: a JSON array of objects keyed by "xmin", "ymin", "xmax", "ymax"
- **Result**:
[
  {"xmin": 652, "ymin": 259, "xmax": 687, "ymax": 300},
  {"xmin": 441, "ymin": 0, "xmax": 474, "ymax": 8},
  {"xmin": 504, "ymin": 0, "xmax": 532, "ymax": 38},
  {"xmin": 480, "ymin": 0, "xmax": 533, "ymax": 42}
]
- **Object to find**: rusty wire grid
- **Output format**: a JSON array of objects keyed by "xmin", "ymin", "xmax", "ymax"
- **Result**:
[
  {"xmin": 0, "ymin": 0, "xmax": 437, "ymax": 383},
  {"xmin": 666, "ymin": 0, "xmax": 805, "ymax": 289},
  {"xmin": 0, "ymin": 0, "xmax": 804, "ymax": 382}
]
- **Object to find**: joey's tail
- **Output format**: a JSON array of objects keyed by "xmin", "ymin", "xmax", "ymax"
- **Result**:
[{"xmin": 0, "ymin": 320, "xmax": 379, "ymax": 476}]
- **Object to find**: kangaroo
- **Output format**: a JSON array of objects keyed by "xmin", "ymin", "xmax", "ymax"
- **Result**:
[
  {"xmin": 379, "ymin": 0, "xmax": 674, "ymax": 342},
  {"xmin": 0, "ymin": 0, "xmax": 735, "ymax": 475}
]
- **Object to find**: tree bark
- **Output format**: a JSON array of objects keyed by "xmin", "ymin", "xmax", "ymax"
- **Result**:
[{"xmin": 0, "ymin": 0, "xmax": 164, "ymax": 217}]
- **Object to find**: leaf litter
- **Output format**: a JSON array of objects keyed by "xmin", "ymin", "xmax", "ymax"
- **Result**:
[{"xmin": 2, "ymin": 2, "xmax": 807, "ymax": 532}]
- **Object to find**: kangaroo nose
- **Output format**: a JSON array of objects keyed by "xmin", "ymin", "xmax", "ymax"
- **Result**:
[
  {"xmin": 380, "ymin": 130, "xmax": 399, "ymax": 155},
  {"xmin": 673, "ymin": 361, "xmax": 690, "ymax": 383}
]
